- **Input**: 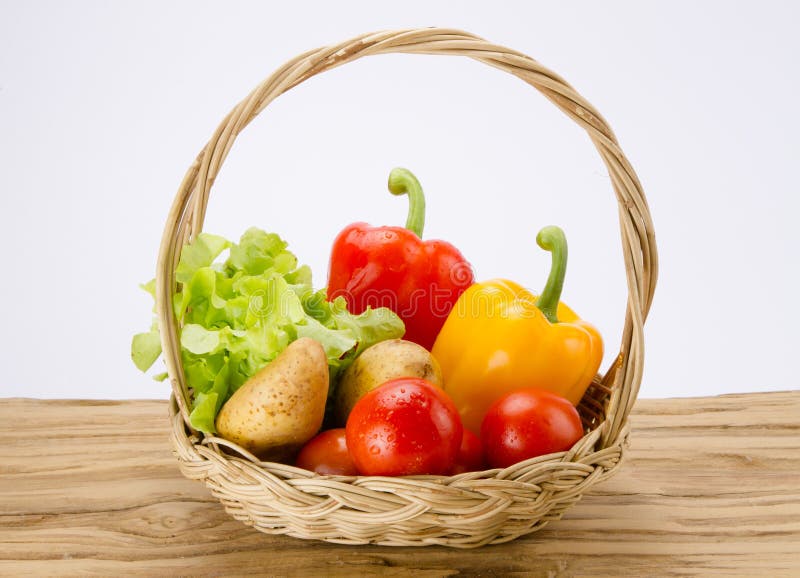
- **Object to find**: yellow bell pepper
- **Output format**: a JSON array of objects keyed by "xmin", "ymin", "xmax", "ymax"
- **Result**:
[{"xmin": 431, "ymin": 226, "xmax": 603, "ymax": 434}]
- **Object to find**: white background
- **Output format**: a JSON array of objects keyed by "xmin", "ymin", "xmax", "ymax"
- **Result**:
[{"xmin": 1, "ymin": 1, "xmax": 798, "ymax": 400}]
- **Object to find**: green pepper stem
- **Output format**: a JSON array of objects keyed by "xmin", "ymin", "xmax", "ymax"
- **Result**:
[
  {"xmin": 388, "ymin": 168, "xmax": 426, "ymax": 238},
  {"xmin": 535, "ymin": 225, "xmax": 568, "ymax": 324}
]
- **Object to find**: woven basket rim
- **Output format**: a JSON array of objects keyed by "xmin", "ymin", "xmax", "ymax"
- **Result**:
[{"xmin": 155, "ymin": 27, "xmax": 658, "ymax": 547}]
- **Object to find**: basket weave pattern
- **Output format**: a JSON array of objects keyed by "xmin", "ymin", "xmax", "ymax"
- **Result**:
[{"xmin": 156, "ymin": 28, "xmax": 657, "ymax": 547}]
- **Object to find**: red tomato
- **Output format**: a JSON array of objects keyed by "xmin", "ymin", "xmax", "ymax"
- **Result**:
[
  {"xmin": 450, "ymin": 428, "xmax": 486, "ymax": 474},
  {"xmin": 345, "ymin": 378, "xmax": 463, "ymax": 476},
  {"xmin": 481, "ymin": 389, "xmax": 584, "ymax": 469},
  {"xmin": 295, "ymin": 428, "xmax": 358, "ymax": 476}
]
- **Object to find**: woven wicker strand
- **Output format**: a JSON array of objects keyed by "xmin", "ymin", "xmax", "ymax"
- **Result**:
[{"xmin": 155, "ymin": 28, "xmax": 658, "ymax": 547}]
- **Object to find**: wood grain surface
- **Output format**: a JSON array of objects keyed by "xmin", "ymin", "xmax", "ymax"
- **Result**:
[{"xmin": 1, "ymin": 391, "xmax": 798, "ymax": 577}]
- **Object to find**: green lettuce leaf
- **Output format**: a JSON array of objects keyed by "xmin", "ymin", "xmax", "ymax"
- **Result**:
[
  {"xmin": 131, "ymin": 329, "xmax": 162, "ymax": 372},
  {"xmin": 175, "ymin": 233, "xmax": 231, "ymax": 284},
  {"xmin": 225, "ymin": 228, "xmax": 293, "ymax": 276},
  {"xmin": 299, "ymin": 290, "xmax": 405, "ymax": 382},
  {"xmin": 188, "ymin": 356, "xmax": 231, "ymax": 434},
  {"xmin": 132, "ymin": 227, "xmax": 405, "ymax": 434}
]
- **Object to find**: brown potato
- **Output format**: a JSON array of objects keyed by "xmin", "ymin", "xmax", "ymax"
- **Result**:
[
  {"xmin": 215, "ymin": 337, "xmax": 329, "ymax": 461},
  {"xmin": 334, "ymin": 339, "xmax": 443, "ymax": 425}
]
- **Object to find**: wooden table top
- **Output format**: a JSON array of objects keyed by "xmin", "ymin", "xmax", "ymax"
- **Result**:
[{"xmin": 1, "ymin": 391, "xmax": 798, "ymax": 577}]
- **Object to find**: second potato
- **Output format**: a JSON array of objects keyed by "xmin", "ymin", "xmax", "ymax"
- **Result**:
[{"xmin": 334, "ymin": 339, "xmax": 444, "ymax": 424}]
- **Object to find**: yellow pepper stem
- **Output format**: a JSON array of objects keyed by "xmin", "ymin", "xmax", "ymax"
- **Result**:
[
  {"xmin": 388, "ymin": 167, "xmax": 426, "ymax": 238},
  {"xmin": 535, "ymin": 226, "xmax": 568, "ymax": 324}
]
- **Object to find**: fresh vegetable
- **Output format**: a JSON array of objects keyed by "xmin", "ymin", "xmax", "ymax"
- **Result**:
[
  {"xmin": 131, "ymin": 227, "xmax": 405, "ymax": 434},
  {"xmin": 295, "ymin": 428, "xmax": 358, "ymax": 476},
  {"xmin": 215, "ymin": 337, "xmax": 329, "ymax": 461},
  {"xmin": 345, "ymin": 378, "xmax": 462, "ymax": 476},
  {"xmin": 450, "ymin": 428, "xmax": 486, "ymax": 474},
  {"xmin": 327, "ymin": 168, "xmax": 474, "ymax": 350},
  {"xmin": 431, "ymin": 226, "xmax": 603, "ymax": 434},
  {"xmin": 334, "ymin": 338, "xmax": 443, "ymax": 425},
  {"xmin": 481, "ymin": 389, "xmax": 584, "ymax": 468}
]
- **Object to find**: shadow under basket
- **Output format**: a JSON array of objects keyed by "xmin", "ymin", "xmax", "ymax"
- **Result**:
[{"xmin": 156, "ymin": 28, "xmax": 658, "ymax": 548}]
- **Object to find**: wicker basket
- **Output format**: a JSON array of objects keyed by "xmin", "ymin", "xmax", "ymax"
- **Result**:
[{"xmin": 156, "ymin": 28, "xmax": 657, "ymax": 548}]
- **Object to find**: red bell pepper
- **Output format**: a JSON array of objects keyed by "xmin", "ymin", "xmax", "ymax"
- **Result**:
[{"xmin": 326, "ymin": 168, "xmax": 474, "ymax": 350}]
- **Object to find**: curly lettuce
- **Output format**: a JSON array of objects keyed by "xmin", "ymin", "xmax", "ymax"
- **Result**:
[{"xmin": 132, "ymin": 227, "xmax": 404, "ymax": 433}]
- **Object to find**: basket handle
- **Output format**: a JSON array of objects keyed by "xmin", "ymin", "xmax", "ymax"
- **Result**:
[{"xmin": 155, "ymin": 28, "xmax": 658, "ymax": 449}]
